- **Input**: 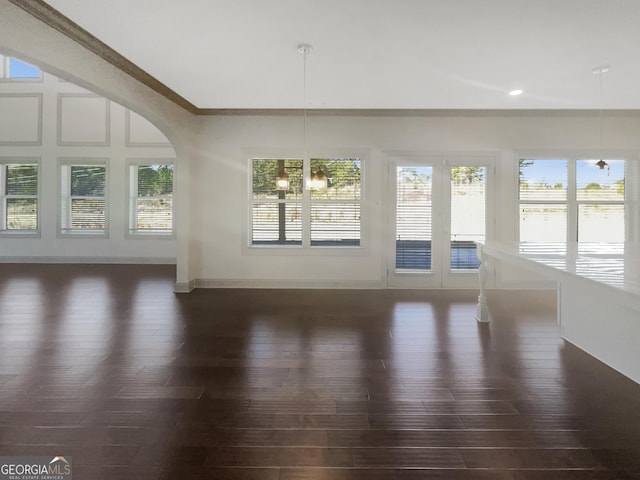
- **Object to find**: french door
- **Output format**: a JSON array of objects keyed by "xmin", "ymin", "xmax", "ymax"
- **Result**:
[{"xmin": 387, "ymin": 154, "xmax": 491, "ymax": 288}]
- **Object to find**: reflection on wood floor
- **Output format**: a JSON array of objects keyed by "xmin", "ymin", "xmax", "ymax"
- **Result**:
[{"xmin": 0, "ymin": 264, "xmax": 638, "ymax": 479}]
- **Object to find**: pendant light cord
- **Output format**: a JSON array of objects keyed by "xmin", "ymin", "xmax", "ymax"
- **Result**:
[
  {"xmin": 593, "ymin": 64, "xmax": 609, "ymax": 166},
  {"xmin": 298, "ymin": 44, "xmax": 313, "ymax": 182},
  {"xmin": 599, "ymin": 69, "xmax": 603, "ymax": 162},
  {"xmin": 303, "ymin": 47, "xmax": 308, "ymax": 163}
]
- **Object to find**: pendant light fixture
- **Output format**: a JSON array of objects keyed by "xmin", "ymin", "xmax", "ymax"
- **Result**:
[
  {"xmin": 309, "ymin": 170, "xmax": 328, "ymax": 189},
  {"xmin": 592, "ymin": 64, "xmax": 610, "ymax": 173},
  {"xmin": 275, "ymin": 166, "xmax": 289, "ymax": 190}
]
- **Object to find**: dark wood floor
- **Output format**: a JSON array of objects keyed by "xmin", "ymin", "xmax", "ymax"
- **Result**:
[{"xmin": 0, "ymin": 264, "xmax": 639, "ymax": 479}]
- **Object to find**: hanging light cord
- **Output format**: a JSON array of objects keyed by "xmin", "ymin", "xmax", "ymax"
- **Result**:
[
  {"xmin": 298, "ymin": 44, "xmax": 313, "ymax": 184},
  {"xmin": 598, "ymin": 68, "xmax": 603, "ymax": 162},
  {"xmin": 303, "ymin": 46, "xmax": 308, "ymax": 164},
  {"xmin": 593, "ymin": 64, "xmax": 610, "ymax": 170}
]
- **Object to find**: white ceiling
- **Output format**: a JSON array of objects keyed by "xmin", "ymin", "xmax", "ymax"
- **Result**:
[{"xmin": 43, "ymin": 0, "xmax": 640, "ymax": 110}]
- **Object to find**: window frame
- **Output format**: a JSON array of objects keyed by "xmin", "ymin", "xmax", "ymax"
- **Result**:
[
  {"xmin": 517, "ymin": 153, "xmax": 628, "ymax": 243},
  {"xmin": 0, "ymin": 157, "xmax": 40, "ymax": 237},
  {"xmin": 245, "ymin": 149, "xmax": 368, "ymax": 255},
  {"xmin": 58, "ymin": 157, "xmax": 109, "ymax": 238},
  {"xmin": 126, "ymin": 158, "xmax": 175, "ymax": 238}
]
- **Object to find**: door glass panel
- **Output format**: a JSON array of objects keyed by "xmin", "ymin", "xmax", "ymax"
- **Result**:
[
  {"xmin": 450, "ymin": 166, "xmax": 485, "ymax": 270},
  {"xmin": 395, "ymin": 166, "xmax": 432, "ymax": 271}
]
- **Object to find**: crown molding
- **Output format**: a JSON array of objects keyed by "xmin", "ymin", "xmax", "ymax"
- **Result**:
[{"xmin": 198, "ymin": 108, "xmax": 640, "ymax": 117}]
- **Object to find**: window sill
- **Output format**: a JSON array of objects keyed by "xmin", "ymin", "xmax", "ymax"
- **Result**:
[
  {"xmin": 244, "ymin": 244, "xmax": 368, "ymax": 257},
  {"xmin": 58, "ymin": 231, "xmax": 108, "ymax": 239},
  {"xmin": 0, "ymin": 230, "xmax": 40, "ymax": 238},
  {"xmin": 127, "ymin": 231, "xmax": 175, "ymax": 240}
]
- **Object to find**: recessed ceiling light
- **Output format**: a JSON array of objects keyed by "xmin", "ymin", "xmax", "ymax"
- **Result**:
[{"xmin": 509, "ymin": 89, "xmax": 523, "ymax": 96}]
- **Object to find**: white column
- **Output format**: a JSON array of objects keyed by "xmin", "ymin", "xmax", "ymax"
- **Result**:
[{"xmin": 475, "ymin": 242, "xmax": 490, "ymax": 323}]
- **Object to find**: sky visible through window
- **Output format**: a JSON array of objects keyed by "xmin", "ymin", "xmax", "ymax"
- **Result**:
[
  {"xmin": 9, "ymin": 58, "xmax": 40, "ymax": 78},
  {"xmin": 522, "ymin": 159, "xmax": 623, "ymax": 188}
]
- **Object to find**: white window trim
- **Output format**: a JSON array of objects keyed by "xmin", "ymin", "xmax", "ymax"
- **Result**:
[
  {"xmin": 243, "ymin": 148, "xmax": 370, "ymax": 257},
  {"xmin": 0, "ymin": 157, "xmax": 40, "ymax": 237},
  {"xmin": 126, "ymin": 158, "xmax": 175, "ymax": 239},
  {"xmin": 516, "ymin": 151, "xmax": 630, "ymax": 243},
  {"xmin": 57, "ymin": 157, "xmax": 109, "ymax": 238}
]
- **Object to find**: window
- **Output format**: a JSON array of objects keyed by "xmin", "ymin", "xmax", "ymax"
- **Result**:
[
  {"xmin": 450, "ymin": 166, "xmax": 486, "ymax": 269},
  {"xmin": 519, "ymin": 159, "xmax": 568, "ymax": 242},
  {"xmin": 576, "ymin": 160, "xmax": 624, "ymax": 242},
  {"xmin": 394, "ymin": 163, "xmax": 486, "ymax": 272},
  {"xmin": 395, "ymin": 166, "xmax": 432, "ymax": 270},
  {"xmin": 310, "ymin": 158, "xmax": 361, "ymax": 246},
  {"xmin": 128, "ymin": 162, "xmax": 174, "ymax": 235},
  {"xmin": 251, "ymin": 158, "xmax": 303, "ymax": 246},
  {"xmin": 60, "ymin": 161, "xmax": 107, "ymax": 235},
  {"xmin": 250, "ymin": 157, "xmax": 362, "ymax": 248},
  {"xmin": 0, "ymin": 55, "xmax": 41, "ymax": 80},
  {"xmin": 519, "ymin": 158, "xmax": 625, "ymax": 243},
  {"xmin": 0, "ymin": 159, "xmax": 38, "ymax": 233}
]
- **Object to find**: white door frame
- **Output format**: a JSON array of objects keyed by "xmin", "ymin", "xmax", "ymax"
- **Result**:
[{"xmin": 386, "ymin": 152, "xmax": 495, "ymax": 288}]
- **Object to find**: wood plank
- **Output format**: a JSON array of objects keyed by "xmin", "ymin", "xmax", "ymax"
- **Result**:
[{"xmin": 0, "ymin": 264, "xmax": 638, "ymax": 479}]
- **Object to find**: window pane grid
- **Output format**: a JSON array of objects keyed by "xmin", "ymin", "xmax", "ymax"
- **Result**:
[
  {"xmin": 518, "ymin": 158, "xmax": 625, "ymax": 243},
  {"xmin": 70, "ymin": 166, "xmax": 105, "ymax": 197},
  {"xmin": 396, "ymin": 166, "xmax": 432, "ymax": 271},
  {"xmin": 310, "ymin": 158, "xmax": 361, "ymax": 200},
  {"xmin": 450, "ymin": 166, "xmax": 485, "ymax": 270},
  {"xmin": 6, "ymin": 165, "xmax": 37, "ymax": 196},
  {"xmin": 519, "ymin": 159, "xmax": 567, "ymax": 243},
  {"xmin": 251, "ymin": 202, "xmax": 302, "ymax": 245},
  {"xmin": 61, "ymin": 164, "xmax": 106, "ymax": 233},
  {"xmin": 7, "ymin": 58, "xmax": 41, "ymax": 79},
  {"xmin": 576, "ymin": 159, "xmax": 624, "ymax": 202},
  {"xmin": 5, "ymin": 198, "xmax": 37, "ymax": 230},
  {"xmin": 131, "ymin": 164, "xmax": 173, "ymax": 234},
  {"xmin": 137, "ymin": 165, "xmax": 173, "ymax": 196},
  {"xmin": 520, "ymin": 204, "xmax": 567, "ymax": 242},
  {"xmin": 251, "ymin": 157, "xmax": 362, "ymax": 248},
  {"xmin": 519, "ymin": 159, "xmax": 568, "ymax": 202},
  {"xmin": 2, "ymin": 163, "xmax": 38, "ymax": 232},
  {"xmin": 136, "ymin": 198, "xmax": 173, "ymax": 231},
  {"xmin": 69, "ymin": 198, "xmax": 105, "ymax": 230},
  {"xmin": 310, "ymin": 203, "xmax": 360, "ymax": 246},
  {"xmin": 0, "ymin": 56, "xmax": 41, "ymax": 79},
  {"xmin": 578, "ymin": 204, "xmax": 624, "ymax": 242},
  {"xmin": 252, "ymin": 159, "xmax": 303, "ymax": 200}
]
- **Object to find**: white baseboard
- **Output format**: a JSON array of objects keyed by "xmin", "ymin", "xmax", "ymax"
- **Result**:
[
  {"xmin": 174, "ymin": 280, "xmax": 196, "ymax": 293},
  {"xmin": 0, "ymin": 256, "xmax": 176, "ymax": 264},
  {"xmin": 188, "ymin": 277, "xmax": 557, "ymax": 291},
  {"xmin": 194, "ymin": 278, "xmax": 386, "ymax": 289}
]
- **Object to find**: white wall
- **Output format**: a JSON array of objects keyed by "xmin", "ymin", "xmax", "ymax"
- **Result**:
[
  {"xmin": 1, "ymin": 0, "xmax": 639, "ymax": 290},
  {"xmin": 0, "ymin": 60, "xmax": 177, "ymax": 262},
  {"xmin": 0, "ymin": 1, "xmax": 200, "ymax": 288},
  {"xmin": 194, "ymin": 114, "xmax": 640, "ymax": 288}
]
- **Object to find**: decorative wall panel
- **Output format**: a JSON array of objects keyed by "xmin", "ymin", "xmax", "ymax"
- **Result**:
[
  {"xmin": 125, "ymin": 109, "xmax": 171, "ymax": 146},
  {"xmin": 0, "ymin": 93, "xmax": 42, "ymax": 145},
  {"xmin": 58, "ymin": 93, "xmax": 110, "ymax": 145}
]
